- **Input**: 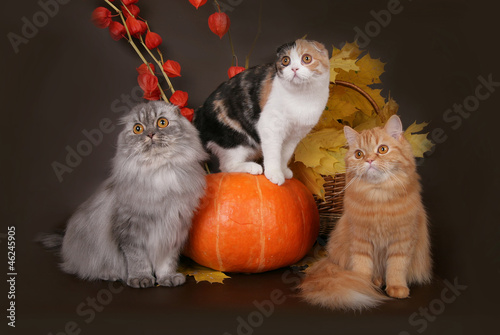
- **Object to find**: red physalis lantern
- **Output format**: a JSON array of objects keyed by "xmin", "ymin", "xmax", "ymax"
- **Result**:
[
  {"xmin": 137, "ymin": 73, "xmax": 161, "ymax": 101},
  {"xmin": 121, "ymin": 4, "xmax": 140, "ymax": 19},
  {"xmin": 170, "ymin": 91, "xmax": 189, "ymax": 108},
  {"xmin": 108, "ymin": 21, "xmax": 126, "ymax": 41},
  {"xmin": 180, "ymin": 107, "xmax": 194, "ymax": 122},
  {"xmin": 136, "ymin": 63, "xmax": 155, "ymax": 75},
  {"xmin": 91, "ymin": 7, "xmax": 112, "ymax": 29},
  {"xmin": 145, "ymin": 31, "xmax": 162, "ymax": 49},
  {"xmin": 208, "ymin": 12, "xmax": 230, "ymax": 39},
  {"xmin": 163, "ymin": 60, "xmax": 181, "ymax": 78},
  {"xmin": 122, "ymin": 0, "xmax": 138, "ymax": 6},
  {"xmin": 189, "ymin": 0, "xmax": 208, "ymax": 9},
  {"xmin": 126, "ymin": 16, "xmax": 143, "ymax": 36},
  {"xmin": 228, "ymin": 66, "xmax": 245, "ymax": 79}
]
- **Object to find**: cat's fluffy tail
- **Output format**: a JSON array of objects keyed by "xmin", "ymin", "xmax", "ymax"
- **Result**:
[
  {"xmin": 299, "ymin": 258, "xmax": 388, "ymax": 310},
  {"xmin": 36, "ymin": 230, "xmax": 64, "ymax": 251}
]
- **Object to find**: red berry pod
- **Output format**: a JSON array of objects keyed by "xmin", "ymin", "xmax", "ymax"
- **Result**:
[
  {"xmin": 91, "ymin": 7, "xmax": 112, "ymax": 29},
  {"xmin": 180, "ymin": 107, "xmax": 194, "ymax": 122},
  {"xmin": 143, "ymin": 88, "xmax": 161, "ymax": 101},
  {"xmin": 163, "ymin": 60, "xmax": 181, "ymax": 78},
  {"xmin": 145, "ymin": 31, "xmax": 162, "ymax": 49},
  {"xmin": 208, "ymin": 12, "xmax": 230, "ymax": 39},
  {"xmin": 121, "ymin": 4, "xmax": 140, "ymax": 19},
  {"xmin": 170, "ymin": 91, "xmax": 189, "ymax": 108},
  {"xmin": 126, "ymin": 16, "xmax": 143, "ymax": 36},
  {"xmin": 189, "ymin": 0, "xmax": 208, "ymax": 9},
  {"xmin": 136, "ymin": 63, "xmax": 155, "ymax": 75},
  {"xmin": 122, "ymin": 0, "xmax": 138, "ymax": 6},
  {"xmin": 108, "ymin": 21, "xmax": 126, "ymax": 41},
  {"xmin": 137, "ymin": 73, "xmax": 158, "ymax": 93},
  {"xmin": 228, "ymin": 66, "xmax": 245, "ymax": 79}
]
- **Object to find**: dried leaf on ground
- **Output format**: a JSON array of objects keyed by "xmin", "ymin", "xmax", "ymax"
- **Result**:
[{"xmin": 177, "ymin": 258, "xmax": 230, "ymax": 284}]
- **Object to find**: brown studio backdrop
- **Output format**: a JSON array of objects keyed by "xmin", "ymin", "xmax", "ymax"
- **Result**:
[{"xmin": 1, "ymin": 0, "xmax": 500, "ymax": 334}]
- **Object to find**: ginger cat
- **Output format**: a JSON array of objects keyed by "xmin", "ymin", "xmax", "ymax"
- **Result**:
[{"xmin": 299, "ymin": 115, "xmax": 432, "ymax": 310}]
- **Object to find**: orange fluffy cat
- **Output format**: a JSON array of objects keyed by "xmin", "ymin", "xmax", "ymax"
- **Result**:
[{"xmin": 299, "ymin": 115, "xmax": 432, "ymax": 310}]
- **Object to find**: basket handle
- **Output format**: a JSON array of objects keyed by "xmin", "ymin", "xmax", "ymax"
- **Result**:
[{"xmin": 331, "ymin": 80, "xmax": 380, "ymax": 115}]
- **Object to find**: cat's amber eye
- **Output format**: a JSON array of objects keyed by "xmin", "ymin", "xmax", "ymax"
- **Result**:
[
  {"xmin": 281, "ymin": 56, "xmax": 291, "ymax": 66},
  {"xmin": 354, "ymin": 150, "xmax": 364, "ymax": 159},
  {"xmin": 302, "ymin": 54, "xmax": 313, "ymax": 64},
  {"xmin": 378, "ymin": 145, "xmax": 389, "ymax": 154},
  {"xmin": 133, "ymin": 123, "xmax": 144, "ymax": 135},
  {"xmin": 157, "ymin": 117, "xmax": 169, "ymax": 128}
]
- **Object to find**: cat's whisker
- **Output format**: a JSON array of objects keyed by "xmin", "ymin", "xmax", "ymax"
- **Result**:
[
  {"xmin": 332, "ymin": 172, "xmax": 360, "ymax": 196},
  {"xmin": 379, "ymin": 166, "xmax": 408, "ymax": 194}
]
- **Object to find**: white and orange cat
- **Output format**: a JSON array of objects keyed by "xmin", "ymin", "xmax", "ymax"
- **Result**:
[
  {"xmin": 194, "ymin": 39, "xmax": 330, "ymax": 185},
  {"xmin": 299, "ymin": 115, "xmax": 432, "ymax": 310}
]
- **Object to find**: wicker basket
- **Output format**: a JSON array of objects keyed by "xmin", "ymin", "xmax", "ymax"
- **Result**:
[{"xmin": 314, "ymin": 80, "xmax": 381, "ymax": 236}]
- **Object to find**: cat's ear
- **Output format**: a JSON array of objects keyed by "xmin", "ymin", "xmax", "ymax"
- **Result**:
[
  {"xmin": 311, "ymin": 41, "xmax": 328, "ymax": 56},
  {"xmin": 344, "ymin": 126, "xmax": 359, "ymax": 146},
  {"xmin": 384, "ymin": 115, "xmax": 403, "ymax": 140}
]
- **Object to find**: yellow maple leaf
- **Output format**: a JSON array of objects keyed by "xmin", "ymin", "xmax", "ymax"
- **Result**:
[
  {"xmin": 326, "ymin": 94, "xmax": 358, "ymax": 119},
  {"xmin": 331, "ymin": 41, "xmax": 362, "ymax": 59},
  {"xmin": 354, "ymin": 113, "xmax": 382, "ymax": 131},
  {"xmin": 312, "ymin": 151, "xmax": 340, "ymax": 176},
  {"xmin": 326, "ymin": 148, "xmax": 348, "ymax": 174},
  {"xmin": 405, "ymin": 121, "xmax": 429, "ymax": 135},
  {"xmin": 330, "ymin": 45, "xmax": 359, "ymax": 83},
  {"xmin": 177, "ymin": 258, "xmax": 230, "ymax": 284},
  {"xmin": 295, "ymin": 128, "xmax": 346, "ymax": 169},
  {"xmin": 404, "ymin": 122, "xmax": 434, "ymax": 158},
  {"xmin": 379, "ymin": 97, "xmax": 399, "ymax": 123},
  {"xmin": 290, "ymin": 161, "xmax": 326, "ymax": 200},
  {"xmin": 336, "ymin": 52, "xmax": 385, "ymax": 87}
]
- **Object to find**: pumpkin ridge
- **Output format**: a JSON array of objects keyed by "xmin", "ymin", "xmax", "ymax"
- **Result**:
[
  {"xmin": 215, "ymin": 174, "xmax": 225, "ymax": 270},
  {"xmin": 296, "ymin": 181, "xmax": 308, "ymax": 258},
  {"xmin": 255, "ymin": 175, "xmax": 266, "ymax": 272}
]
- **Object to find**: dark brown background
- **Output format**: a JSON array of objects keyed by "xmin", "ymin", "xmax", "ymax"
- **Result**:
[{"xmin": 2, "ymin": 0, "xmax": 499, "ymax": 334}]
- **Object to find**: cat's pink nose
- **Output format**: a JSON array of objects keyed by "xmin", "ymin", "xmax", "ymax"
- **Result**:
[
  {"xmin": 366, "ymin": 159, "xmax": 374, "ymax": 164},
  {"xmin": 292, "ymin": 67, "xmax": 299, "ymax": 73},
  {"xmin": 147, "ymin": 133, "xmax": 155, "ymax": 139}
]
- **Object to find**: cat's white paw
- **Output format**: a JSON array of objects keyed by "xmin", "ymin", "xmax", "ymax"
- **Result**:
[
  {"xmin": 284, "ymin": 167, "xmax": 294, "ymax": 179},
  {"xmin": 235, "ymin": 162, "xmax": 263, "ymax": 175},
  {"xmin": 157, "ymin": 273, "xmax": 186, "ymax": 287},
  {"xmin": 265, "ymin": 169, "xmax": 285, "ymax": 185}
]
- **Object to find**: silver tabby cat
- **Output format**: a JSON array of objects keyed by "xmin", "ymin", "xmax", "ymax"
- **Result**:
[{"xmin": 42, "ymin": 102, "xmax": 208, "ymax": 288}]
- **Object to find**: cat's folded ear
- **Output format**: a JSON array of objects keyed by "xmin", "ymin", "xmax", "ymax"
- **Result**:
[
  {"xmin": 384, "ymin": 115, "xmax": 404, "ymax": 140},
  {"xmin": 311, "ymin": 41, "xmax": 328, "ymax": 56},
  {"xmin": 343, "ymin": 126, "xmax": 359, "ymax": 147}
]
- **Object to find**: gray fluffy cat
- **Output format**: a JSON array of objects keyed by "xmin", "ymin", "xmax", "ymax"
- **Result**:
[{"xmin": 41, "ymin": 102, "xmax": 208, "ymax": 288}]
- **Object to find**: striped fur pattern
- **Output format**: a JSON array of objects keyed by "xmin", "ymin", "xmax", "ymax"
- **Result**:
[
  {"xmin": 300, "ymin": 115, "xmax": 432, "ymax": 310},
  {"xmin": 193, "ymin": 39, "xmax": 330, "ymax": 185}
]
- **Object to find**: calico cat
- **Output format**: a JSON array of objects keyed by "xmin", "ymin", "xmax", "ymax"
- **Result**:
[
  {"xmin": 193, "ymin": 39, "xmax": 330, "ymax": 185},
  {"xmin": 299, "ymin": 115, "xmax": 432, "ymax": 310},
  {"xmin": 40, "ymin": 102, "xmax": 208, "ymax": 288}
]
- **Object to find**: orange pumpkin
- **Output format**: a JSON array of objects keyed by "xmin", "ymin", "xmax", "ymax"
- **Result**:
[{"xmin": 184, "ymin": 173, "xmax": 319, "ymax": 273}]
